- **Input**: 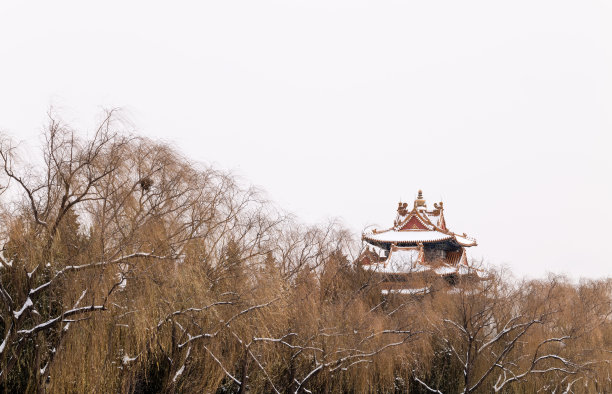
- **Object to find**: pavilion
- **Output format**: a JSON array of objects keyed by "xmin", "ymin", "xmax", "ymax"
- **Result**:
[{"xmin": 359, "ymin": 190, "xmax": 482, "ymax": 294}]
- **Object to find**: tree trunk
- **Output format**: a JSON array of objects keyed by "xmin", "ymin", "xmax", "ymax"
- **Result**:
[{"xmin": 237, "ymin": 345, "xmax": 250, "ymax": 394}]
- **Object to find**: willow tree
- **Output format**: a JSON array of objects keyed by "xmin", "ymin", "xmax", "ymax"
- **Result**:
[{"xmin": 0, "ymin": 111, "xmax": 229, "ymax": 391}]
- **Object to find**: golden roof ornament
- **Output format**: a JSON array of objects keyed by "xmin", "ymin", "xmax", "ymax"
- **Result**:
[{"xmin": 414, "ymin": 189, "xmax": 426, "ymax": 209}]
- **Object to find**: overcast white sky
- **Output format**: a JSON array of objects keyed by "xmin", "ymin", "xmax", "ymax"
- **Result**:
[{"xmin": 0, "ymin": 1, "xmax": 611, "ymax": 279}]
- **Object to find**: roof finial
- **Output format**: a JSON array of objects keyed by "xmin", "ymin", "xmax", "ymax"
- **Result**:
[{"xmin": 414, "ymin": 189, "xmax": 426, "ymax": 209}]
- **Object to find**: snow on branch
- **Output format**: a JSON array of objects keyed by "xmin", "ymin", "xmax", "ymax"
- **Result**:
[
  {"xmin": 252, "ymin": 334, "xmax": 324, "ymax": 353},
  {"xmin": 294, "ymin": 335, "xmax": 415, "ymax": 393},
  {"xmin": 0, "ymin": 327, "xmax": 11, "ymax": 355},
  {"xmin": 203, "ymin": 345, "xmax": 241, "ymax": 385},
  {"xmin": 29, "ymin": 252, "xmax": 177, "ymax": 297},
  {"xmin": 157, "ymin": 301, "xmax": 234, "ymax": 329},
  {"xmin": 216, "ymin": 298, "xmax": 279, "ymax": 334},
  {"xmin": 413, "ymin": 376, "xmax": 444, "ymax": 394},
  {"xmin": 13, "ymin": 297, "xmax": 33, "ymax": 320},
  {"xmin": 177, "ymin": 299, "xmax": 279, "ymax": 349},
  {"xmin": 17, "ymin": 305, "xmax": 105, "ymax": 336}
]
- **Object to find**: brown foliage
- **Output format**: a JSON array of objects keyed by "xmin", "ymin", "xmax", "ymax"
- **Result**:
[{"xmin": 0, "ymin": 112, "xmax": 610, "ymax": 393}]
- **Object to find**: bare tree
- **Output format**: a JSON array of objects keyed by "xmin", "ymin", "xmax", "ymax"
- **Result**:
[
  {"xmin": 0, "ymin": 111, "xmax": 227, "ymax": 391},
  {"xmin": 414, "ymin": 273, "xmax": 612, "ymax": 393},
  {"xmin": 1, "ymin": 111, "xmax": 610, "ymax": 393}
]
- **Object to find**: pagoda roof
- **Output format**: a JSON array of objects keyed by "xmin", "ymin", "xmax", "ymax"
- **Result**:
[
  {"xmin": 362, "ymin": 190, "xmax": 477, "ymax": 247},
  {"xmin": 363, "ymin": 230, "xmax": 453, "ymax": 244},
  {"xmin": 454, "ymin": 234, "xmax": 477, "ymax": 247}
]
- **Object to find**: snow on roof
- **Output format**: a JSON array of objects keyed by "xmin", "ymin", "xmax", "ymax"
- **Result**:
[
  {"xmin": 367, "ymin": 191, "xmax": 476, "ymax": 247},
  {"xmin": 387, "ymin": 248, "xmax": 425, "ymax": 271},
  {"xmin": 454, "ymin": 234, "xmax": 477, "ymax": 247},
  {"xmin": 434, "ymin": 264, "xmax": 457, "ymax": 275},
  {"xmin": 425, "ymin": 213, "xmax": 440, "ymax": 227},
  {"xmin": 364, "ymin": 230, "xmax": 453, "ymax": 244},
  {"xmin": 363, "ymin": 247, "xmax": 431, "ymax": 273}
]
